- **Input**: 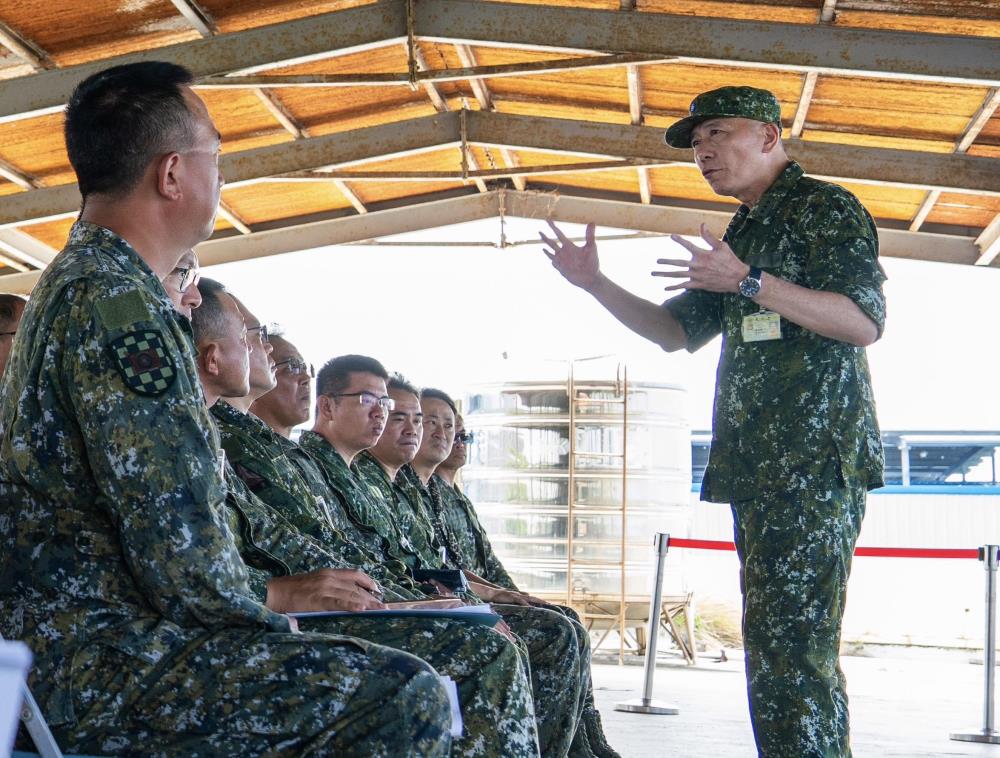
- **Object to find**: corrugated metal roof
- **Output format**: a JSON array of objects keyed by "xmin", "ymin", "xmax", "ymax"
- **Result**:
[{"xmin": 0, "ymin": 0, "xmax": 997, "ymax": 286}]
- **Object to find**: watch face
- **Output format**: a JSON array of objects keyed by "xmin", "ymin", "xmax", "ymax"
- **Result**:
[{"xmin": 739, "ymin": 276, "xmax": 761, "ymax": 298}]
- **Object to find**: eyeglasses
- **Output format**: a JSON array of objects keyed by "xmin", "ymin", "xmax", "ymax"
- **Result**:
[
  {"xmin": 171, "ymin": 265, "xmax": 201, "ymax": 294},
  {"xmin": 0, "ymin": 330, "xmax": 15, "ymax": 338},
  {"xmin": 454, "ymin": 431, "xmax": 475, "ymax": 445},
  {"xmin": 246, "ymin": 323, "xmax": 273, "ymax": 344},
  {"xmin": 275, "ymin": 358, "xmax": 315, "ymax": 378},
  {"xmin": 330, "ymin": 391, "xmax": 395, "ymax": 412}
]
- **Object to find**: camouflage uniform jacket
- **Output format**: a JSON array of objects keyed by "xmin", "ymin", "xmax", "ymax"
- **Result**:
[
  {"xmin": 664, "ymin": 161, "xmax": 886, "ymax": 503},
  {"xmin": 212, "ymin": 406, "xmax": 422, "ymax": 599},
  {"xmin": 437, "ymin": 480, "xmax": 519, "ymax": 591},
  {"xmin": 212, "ymin": 401, "xmax": 339, "ymax": 532},
  {"xmin": 298, "ymin": 430, "xmax": 426, "ymax": 595},
  {"xmin": 399, "ymin": 468, "xmax": 467, "ymax": 570},
  {"xmin": 352, "ymin": 451, "xmax": 436, "ymax": 572},
  {"xmin": 0, "ymin": 222, "xmax": 288, "ymax": 726},
  {"xmin": 219, "ymin": 459, "xmax": 414, "ymax": 603}
]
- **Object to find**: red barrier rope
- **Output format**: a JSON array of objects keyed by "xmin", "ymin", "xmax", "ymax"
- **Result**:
[{"xmin": 668, "ymin": 537, "xmax": 979, "ymax": 560}]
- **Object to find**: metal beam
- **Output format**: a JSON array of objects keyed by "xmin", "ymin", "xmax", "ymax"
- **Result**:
[
  {"xmin": 334, "ymin": 180, "xmax": 368, "ymax": 214},
  {"xmin": 0, "ymin": 228, "xmax": 57, "ymax": 268},
  {"xmin": 196, "ymin": 190, "xmax": 500, "ymax": 267},
  {"xmin": 4, "ymin": 109, "xmax": 999, "ymax": 229},
  {"xmin": 975, "ymin": 213, "xmax": 1000, "ymax": 267},
  {"xmin": 0, "ymin": 157, "xmax": 39, "ymax": 190},
  {"xmin": 820, "ymin": 0, "xmax": 839, "ymax": 23},
  {"xmin": 790, "ymin": 71, "xmax": 818, "ymax": 139},
  {"xmin": 0, "ymin": 1, "xmax": 408, "ymax": 122},
  {"xmin": 416, "ymin": 0, "xmax": 1000, "ymax": 86},
  {"xmin": 0, "ymin": 20, "xmax": 54, "ymax": 71},
  {"xmin": 502, "ymin": 190, "xmax": 981, "ymax": 266},
  {"xmin": 462, "ymin": 111, "xmax": 1000, "ymax": 196},
  {"xmin": 0, "ymin": 112, "xmax": 460, "ymax": 227},
  {"xmin": 908, "ymin": 87, "xmax": 1000, "ymax": 231},
  {"xmin": 167, "ymin": 0, "xmax": 218, "ymax": 38}
]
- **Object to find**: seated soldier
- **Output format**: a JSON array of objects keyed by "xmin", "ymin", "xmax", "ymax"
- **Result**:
[
  {"xmin": 435, "ymin": 413, "xmax": 519, "ymax": 590},
  {"xmin": 0, "ymin": 293, "xmax": 27, "ymax": 376},
  {"xmin": 193, "ymin": 284, "xmax": 540, "ymax": 757},
  {"xmin": 0, "ymin": 61, "xmax": 450, "ymax": 757},
  {"xmin": 409, "ymin": 388, "xmax": 620, "ymax": 758},
  {"xmin": 311, "ymin": 360, "xmax": 584, "ymax": 758}
]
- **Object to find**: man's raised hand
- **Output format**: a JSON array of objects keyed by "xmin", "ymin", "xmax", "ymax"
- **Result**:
[
  {"xmin": 653, "ymin": 223, "xmax": 749, "ymax": 294},
  {"xmin": 539, "ymin": 220, "xmax": 601, "ymax": 291}
]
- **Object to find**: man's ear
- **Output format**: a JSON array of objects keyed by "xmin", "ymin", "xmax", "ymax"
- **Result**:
[
  {"xmin": 199, "ymin": 341, "xmax": 220, "ymax": 378},
  {"xmin": 760, "ymin": 122, "xmax": 781, "ymax": 154},
  {"xmin": 316, "ymin": 393, "xmax": 335, "ymax": 421},
  {"xmin": 156, "ymin": 152, "xmax": 183, "ymax": 201}
]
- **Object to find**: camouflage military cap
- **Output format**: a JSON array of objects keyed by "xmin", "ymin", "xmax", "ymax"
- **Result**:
[{"xmin": 665, "ymin": 86, "xmax": 781, "ymax": 148}]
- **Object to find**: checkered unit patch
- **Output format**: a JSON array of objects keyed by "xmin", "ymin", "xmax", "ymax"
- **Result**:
[{"xmin": 108, "ymin": 330, "xmax": 176, "ymax": 396}]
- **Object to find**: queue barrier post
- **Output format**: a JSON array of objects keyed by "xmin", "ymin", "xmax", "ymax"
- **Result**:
[
  {"xmin": 951, "ymin": 544, "xmax": 1000, "ymax": 745},
  {"xmin": 614, "ymin": 532, "xmax": 679, "ymax": 715}
]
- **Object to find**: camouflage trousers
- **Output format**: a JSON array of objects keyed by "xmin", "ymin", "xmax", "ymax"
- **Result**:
[
  {"xmin": 300, "ymin": 614, "xmax": 540, "ymax": 757},
  {"xmin": 47, "ymin": 626, "xmax": 451, "ymax": 757},
  {"xmin": 495, "ymin": 604, "xmax": 589, "ymax": 758},
  {"xmin": 554, "ymin": 605, "xmax": 619, "ymax": 758},
  {"xmin": 732, "ymin": 485, "xmax": 866, "ymax": 758}
]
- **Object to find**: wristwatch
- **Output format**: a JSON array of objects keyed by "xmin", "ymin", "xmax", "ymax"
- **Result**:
[{"xmin": 738, "ymin": 266, "xmax": 762, "ymax": 298}]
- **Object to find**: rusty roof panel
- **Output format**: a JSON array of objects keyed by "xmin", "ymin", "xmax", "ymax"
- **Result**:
[
  {"xmin": 15, "ymin": 217, "xmax": 75, "ymax": 250},
  {"xmin": 638, "ymin": 0, "xmax": 819, "ymax": 24},
  {"xmin": 221, "ymin": 182, "xmax": 352, "ymax": 224},
  {"xmin": 927, "ymin": 191, "xmax": 1000, "ymax": 228},
  {"xmin": 0, "ymin": 112, "xmax": 72, "ymax": 187},
  {"xmin": 204, "ymin": 0, "xmax": 376, "ymax": 34},
  {"xmin": 1, "ymin": 0, "xmax": 202, "ymax": 67}
]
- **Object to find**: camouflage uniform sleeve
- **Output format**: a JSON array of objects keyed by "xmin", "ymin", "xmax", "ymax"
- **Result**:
[
  {"xmin": 60, "ymin": 280, "xmax": 287, "ymax": 631},
  {"xmin": 225, "ymin": 470, "xmax": 414, "ymax": 603},
  {"xmin": 662, "ymin": 289, "xmax": 724, "ymax": 352},
  {"xmin": 805, "ymin": 189, "xmax": 887, "ymax": 336}
]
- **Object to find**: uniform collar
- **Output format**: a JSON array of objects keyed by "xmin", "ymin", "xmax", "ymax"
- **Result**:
[
  {"xmin": 68, "ymin": 221, "xmax": 158, "ymax": 280},
  {"xmin": 212, "ymin": 400, "xmax": 268, "ymax": 434},
  {"xmin": 745, "ymin": 161, "xmax": 804, "ymax": 223}
]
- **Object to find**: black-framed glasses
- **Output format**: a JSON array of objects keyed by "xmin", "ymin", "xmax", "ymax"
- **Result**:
[
  {"xmin": 454, "ymin": 431, "xmax": 475, "ymax": 445},
  {"xmin": 246, "ymin": 323, "xmax": 273, "ymax": 344},
  {"xmin": 275, "ymin": 358, "xmax": 315, "ymax": 378},
  {"xmin": 330, "ymin": 391, "xmax": 395, "ymax": 412},
  {"xmin": 0, "ymin": 330, "xmax": 16, "ymax": 338},
  {"xmin": 171, "ymin": 265, "xmax": 201, "ymax": 294}
]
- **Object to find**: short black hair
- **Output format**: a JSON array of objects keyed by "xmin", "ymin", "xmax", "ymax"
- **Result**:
[
  {"xmin": 316, "ymin": 355, "xmax": 388, "ymax": 397},
  {"xmin": 190, "ymin": 278, "xmax": 232, "ymax": 345},
  {"xmin": 420, "ymin": 387, "xmax": 457, "ymax": 416},
  {"xmin": 387, "ymin": 372, "xmax": 420, "ymax": 401},
  {"xmin": 65, "ymin": 61, "xmax": 196, "ymax": 199},
  {"xmin": 0, "ymin": 294, "xmax": 26, "ymax": 330}
]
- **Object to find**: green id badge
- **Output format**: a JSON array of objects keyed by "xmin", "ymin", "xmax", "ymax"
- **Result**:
[{"xmin": 742, "ymin": 310, "xmax": 781, "ymax": 342}]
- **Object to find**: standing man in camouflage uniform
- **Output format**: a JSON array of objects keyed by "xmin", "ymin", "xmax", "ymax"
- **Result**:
[
  {"xmin": 190, "ymin": 285, "xmax": 542, "ymax": 758},
  {"xmin": 0, "ymin": 62, "xmax": 452, "ymax": 756},
  {"xmin": 541, "ymin": 86, "xmax": 885, "ymax": 758}
]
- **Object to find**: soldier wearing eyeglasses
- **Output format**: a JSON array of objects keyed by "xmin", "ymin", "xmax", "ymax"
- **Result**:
[
  {"xmin": 189, "ymin": 289, "xmax": 541, "ymax": 758},
  {"xmin": 0, "ymin": 62, "xmax": 455, "ymax": 757}
]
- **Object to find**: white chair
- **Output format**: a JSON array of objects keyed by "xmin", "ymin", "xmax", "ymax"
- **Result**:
[{"xmin": 0, "ymin": 634, "xmax": 63, "ymax": 758}]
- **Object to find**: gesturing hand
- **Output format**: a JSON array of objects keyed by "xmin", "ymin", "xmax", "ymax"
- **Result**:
[
  {"xmin": 265, "ymin": 568, "xmax": 387, "ymax": 614},
  {"xmin": 539, "ymin": 220, "xmax": 601, "ymax": 292},
  {"xmin": 653, "ymin": 223, "xmax": 749, "ymax": 294}
]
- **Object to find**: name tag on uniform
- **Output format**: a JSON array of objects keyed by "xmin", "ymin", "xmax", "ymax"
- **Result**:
[
  {"xmin": 218, "ymin": 450, "xmax": 227, "ymax": 478},
  {"xmin": 742, "ymin": 310, "xmax": 782, "ymax": 342}
]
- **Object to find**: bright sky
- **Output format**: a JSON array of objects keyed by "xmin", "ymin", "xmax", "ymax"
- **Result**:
[{"xmin": 209, "ymin": 215, "xmax": 1000, "ymax": 432}]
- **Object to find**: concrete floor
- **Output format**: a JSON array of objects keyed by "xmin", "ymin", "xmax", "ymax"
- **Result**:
[{"xmin": 592, "ymin": 650, "xmax": 1000, "ymax": 757}]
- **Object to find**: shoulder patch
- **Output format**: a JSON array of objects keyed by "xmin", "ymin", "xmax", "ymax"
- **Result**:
[
  {"xmin": 96, "ymin": 289, "xmax": 151, "ymax": 330},
  {"xmin": 108, "ymin": 330, "xmax": 176, "ymax": 396}
]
